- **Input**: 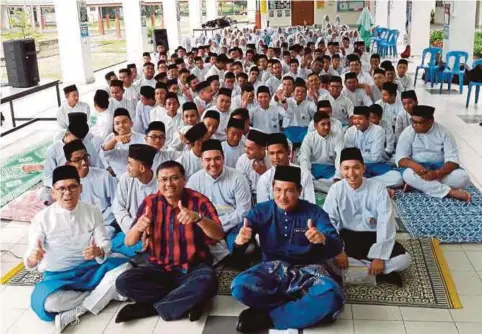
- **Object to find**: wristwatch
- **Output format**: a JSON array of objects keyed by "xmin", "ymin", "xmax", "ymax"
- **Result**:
[{"xmin": 193, "ymin": 212, "xmax": 203, "ymax": 224}]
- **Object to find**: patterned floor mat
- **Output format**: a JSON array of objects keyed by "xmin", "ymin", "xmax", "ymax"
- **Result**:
[
  {"xmin": 0, "ymin": 140, "xmax": 51, "ymax": 207},
  {"xmin": 395, "ymin": 185, "xmax": 482, "ymax": 243},
  {"xmin": 215, "ymin": 239, "xmax": 460, "ymax": 309},
  {"xmin": 0, "ymin": 185, "xmax": 46, "ymax": 222}
]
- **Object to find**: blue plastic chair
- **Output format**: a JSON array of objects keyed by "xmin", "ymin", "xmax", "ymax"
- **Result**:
[
  {"xmin": 414, "ymin": 47, "xmax": 442, "ymax": 88},
  {"xmin": 465, "ymin": 59, "xmax": 482, "ymax": 107},
  {"xmin": 437, "ymin": 51, "xmax": 469, "ymax": 94},
  {"xmin": 373, "ymin": 27, "xmax": 389, "ymax": 54},
  {"xmin": 370, "ymin": 26, "xmax": 384, "ymax": 51},
  {"xmin": 378, "ymin": 30, "xmax": 399, "ymax": 57}
]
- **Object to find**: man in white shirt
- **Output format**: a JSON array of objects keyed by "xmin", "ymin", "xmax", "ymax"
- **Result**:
[
  {"xmin": 133, "ymin": 86, "xmax": 156, "ymax": 134},
  {"xmin": 342, "ymin": 72, "xmax": 373, "ymax": 107},
  {"xmin": 206, "ymin": 53, "xmax": 229, "ymax": 81},
  {"xmin": 193, "ymin": 81, "xmax": 215, "ymax": 115},
  {"xmin": 324, "ymin": 148, "xmax": 411, "ymax": 287},
  {"xmin": 300, "ymin": 111, "xmax": 344, "ymax": 192},
  {"xmin": 329, "ymin": 76, "xmax": 354, "ymax": 127},
  {"xmin": 56, "ymin": 85, "xmax": 91, "ymax": 131},
  {"xmin": 396, "ymin": 59, "xmax": 413, "ymax": 91},
  {"xmin": 187, "ymin": 139, "xmax": 251, "ymax": 263},
  {"xmin": 250, "ymin": 86, "xmax": 292, "ymax": 134},
  {"xmin": 112, "ymin": 144, "xmax": 158, "ymax": 234},
  {"xmin": 236, "ymin": 129, "xmax": 272, "ymax": 200},
  {"xmin": 368, "ymin": 104, "xmax": 395, "ymax": 161},
  {"xmin": 26, "ymin": 165, "xmax": 131, "ymax": 332},
  {"xmin": 109, "ymin": 80, "xmax": 137, "ymax": 120},
  {"xmin": 265, "ymin": 59, "xmax": 283, "ymax": 95},
  {"xmin": 395, "ymin": 90, "xmax": 418, "ymax": 142},
  {"xmin": 221, "ymin": 117, "xmax": 246, "ymax": 168},
  {"xmin": 119, "ymin": 68, "xmax": 139, "ymax": 104},
  {"xmin": 150, "ymin": 92, "xmax": 183, "ymax": 149},
  {"xmin": 281, "ymin": 79, "xmax": 317, "ymax": 128},
  {"xmin": 176, "ymin": 122, "xmax": 209, "ymax": 179},
  {"xmin": 376, "ymin": 82, "xmax": 405, "ymax": 128},
  {"xmin": 258, "ymin": 133, "xmax": 315, "ymax": 204},
  {"xmin": 191, "ymin": 56, "xmax": 209, "ymax": 82},
  {"xmin": 91, "ymin": 90, "xmax": 113, "ymax": 150},
  {"xmin": 396, "ymin": 105, "xmax": 471, "ymax": 202},
  {"xmin": 137, "ymin": 62, "xmax": 156, "ymax": 88},
  {"xmin": 144, "ymin": 121, "xmax": 181, "ymax": 171},
  {"xmin": 201, "ymin": 87, "xmax": 232, "ymax": 141}
]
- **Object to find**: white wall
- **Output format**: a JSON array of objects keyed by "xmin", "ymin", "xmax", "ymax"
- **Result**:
[{"xmin": 314, "ymin": 0, "xmax": 366, "ymax": 26}]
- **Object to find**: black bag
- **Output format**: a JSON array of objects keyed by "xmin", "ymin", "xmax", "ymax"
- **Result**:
[{"xmin": 468, "ymin": 64, "xmax": 482, "ymax": 83}]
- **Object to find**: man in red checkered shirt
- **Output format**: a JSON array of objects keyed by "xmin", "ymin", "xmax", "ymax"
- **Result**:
[{"xmin": 115, "ymin": 160, "xmax": 224, "ymax": 323}]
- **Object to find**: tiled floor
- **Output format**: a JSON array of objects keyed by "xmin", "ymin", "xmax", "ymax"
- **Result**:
[{"xmin": 1, "ymin": 61, "xmax": 482, "ymax": 333}]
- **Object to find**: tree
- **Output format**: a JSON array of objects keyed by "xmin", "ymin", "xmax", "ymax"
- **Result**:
[{"xmin": 8, "ymin": 9, "xmax": 34, "ymax": 39}]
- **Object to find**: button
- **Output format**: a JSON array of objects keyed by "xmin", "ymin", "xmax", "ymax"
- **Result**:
[
  {"xmin": 285, "ymin": 226, "xmax": 287, "ymax": 229},
  {"xmin": 285, "ymin": 234, "xmax": 288, "ymax": 237}
]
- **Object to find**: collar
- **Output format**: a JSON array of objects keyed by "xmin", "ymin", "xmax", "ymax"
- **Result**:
[{"xmin": 53, "ymin": 201, "xmax": 79, "ymax": 215}]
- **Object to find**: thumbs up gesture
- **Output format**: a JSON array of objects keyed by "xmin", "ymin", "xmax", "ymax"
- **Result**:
[
  {"xmin": 176, "ymin": 200, "xmax": 202, "ymax": 225},
  {"xmin": 136, "ymin": 205, "xmax": 152, "ymax": 232},
  {"xmin": 28, "ymin": 238, "xmax": 46, "ymax": 265},
  {"xmin": 235, "ymin": 218, "xmax": 252, "ymax": 246},
  {"xmin": 83, "ymin": 237, "xmax": 103, "ymax": 260},
  {"xmin": 304, "ymin": 219, "xmax": 326, "ymax": 245}
]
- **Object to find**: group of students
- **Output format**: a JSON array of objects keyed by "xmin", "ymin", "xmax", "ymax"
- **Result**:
[{"xmin": 23, "ymin": 25, "xmax": 472, "ymax": 333}]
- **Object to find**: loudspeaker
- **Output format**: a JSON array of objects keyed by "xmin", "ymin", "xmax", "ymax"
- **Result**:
[
  {"xmin": 3, "ymin": 39, "xmax": 40, "ymax": 88},
  {"xmin": 152, "ymin": 29, "xmax": 169, "ymax": 52}
]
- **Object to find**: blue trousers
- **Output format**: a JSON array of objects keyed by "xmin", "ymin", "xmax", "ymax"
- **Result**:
[
  {"xmin": 116, "ymin": 262, "xmax": 218, "ymax": 321},
  {"xmin": 111, "ymin": 232, "xmax": 143, "ymax": 258},
  {"xmin": 231, "ymin": 260, "xmax": 345, "ymax": 329},
  {"xmin": 312, "ymin": 164, "xmax": 336, "ymax": 180},
  {"xmin": 364, "ymin": 162, "xmax": 393, "ymax": 177}
]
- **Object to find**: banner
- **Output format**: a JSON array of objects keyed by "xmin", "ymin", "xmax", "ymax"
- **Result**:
[{"xmin": 316, "ymin": 1, "xmax": 325, "ymax": 9}]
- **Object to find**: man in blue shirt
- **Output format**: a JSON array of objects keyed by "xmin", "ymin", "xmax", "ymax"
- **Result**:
[{"xmin": 227, "ymin": 165, "xmax": 345, "ymax": 333}]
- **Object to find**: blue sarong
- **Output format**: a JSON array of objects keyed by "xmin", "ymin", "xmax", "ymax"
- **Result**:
[
  {"xmin": 282, "ymin": 126, "xmax": 308, "ymax": 145},
  {"xmin": 31, "ymin": 258, "xmax": 129, "ymax": 321},
  {"xmin": 111, "ymin": 232, "xmax": 143, "ymax": 257}
]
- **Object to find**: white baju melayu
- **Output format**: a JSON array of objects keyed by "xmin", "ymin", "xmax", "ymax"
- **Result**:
[
  {"xmin": 282, "ymin": 99, "xmax": 317, "ymax": 128},
  {"xmin": 205, "ymin": 65, "xmax": 225, "ymax": 81},
  {"xmin": 331, "ymin": 94, "xmax": 354, "ymax": 126},
  {"xmin": 123, "ymin": 85, "xmax": 140, "ymax": 104},
  {"xmin": 221, "ymin": 139, "xmax": 246, "ymax": 168},
  {"xmin": 265, "ymin": 76, "xmax": 283, "ymax": 95},
  {"xmin": 344, "ymin": 124, "xmax": 403, "ymax": 188},
  {"xmin": 378, "ymin": 119, "xmax": 395, "ymax": 158},
  {"xmin": 100, "ymin": 132, "xmax": 145, "ymax": 177},
  {"xmin": 187, "ymin": 167, "xmax": 252, "ymax": 263},
  {"xmin": 112, "ymin": 172, "xmax": 158, "ymax": 233},
  {"xmin": 376, "ymin": 99, "xmax": 405, "ymax": 128},
  {"xmin": 80, "ymin": 167, "xmax": 118, "ymax": 235},
  {"xmin": 176, "ymin": 150, "xmax": 202, "ymax": 180},
  {"xmin": 397, "ymin": 75, "xmax": 413, "ymax": 91},
  {"xmin": 194, "ymin": 96, "xmax": 214, "ymax": 113},
  {"xmin": 257, "ymin": 163, "xmax": 316, "ymax": 204},
  {"xmin": 323, "ymin": 178, "xmax": 411, "ymax": 274},
  {"xmin": 231, "ymin": 95, "xmax": 257, "ymax": 113},
  {"xmin": 342, "ymin": 88, "xmax": 373, "ymax": 107},
  {"xmin": 249, "ymin": 104, "xmax": 293, "ymax": 134},
  {"xmin": 394, "ymin": 109, "xmax": 411, "ymax": 143},
  {"xmin": 235, "ymin": 153, "xmax": 272, "ymax": 196},
  {"xmin": 137, "ymin": 77, "xmax": 156, "ymax": 88},
  {"xmin": 90, "ymin": 107, "xmax": 114, "ymax": 146},
  {"xmin": 24, "ymin": 202, "xmax": 131, "ymax": 314},
  {"xmin": 191, "ymin": 66, "xmax": 209, "ymax": 82},
  {"xmin": 202, "ymin": 107, "xmax": 231, "ymax": 141},
  {"xmin": 299, "ymin": 130, "xmax": 344, "ymax": 192},
  {"xmin": 307, "ymin": 116, "xmax": 343, "ymax": 136},
  {"xmin": 370, "ymin": 85, "xmax": 382, "ymax": 103},
  {"xmin": 56, "ymin": 101, "xmax": 91, "ymax": 130},
  {"xmin": 109, "ymin": 97, "xmax": 137, "ymax": 120},
  {"xmin": 133, "ymin": 101, "xmax": 154, "ymax": 134},
  {"xmin": 395, "ymin": 122, "xmax": 470, "ymax": 198},
  {"xmin": 152, "ymin": 150, "xmax": 182, "ymax": 173}
]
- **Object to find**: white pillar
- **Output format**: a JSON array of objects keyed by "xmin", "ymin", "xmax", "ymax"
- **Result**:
[
  {"xmin": 37, "ymin": 5, "xmax": 43, "ymax": 32},
  {"xmin": 444, "ymin": 1, "xmax": 476, "ymax": 64},
  {"xmin": 30, "ymin": 5, "xmax": 36, "ymax": 30},
  {"xmin": 54, "ymin": 0, "xmax": 94, "ymax": 84},
  {"xmin": 206, "ymin": 0, "xmax": 217, "ymax": 21},
  {"xmin": 1, "ymin": 6, "xmax": 10, "ymax": 29},
  {"xmin": 389, "ymin": 0, "xmax": 406, "ymax": 35},
  {"xmin": 375, "ymin": 0, "xmax": 389, "ymax": 27},
  {"xmin": 163, "ymin": 0, "xmax": 181, "ymax": 52},
  {"xmin": 247, "ymin": 0, "xmax": 256, "ymax": 24},
  {"xmin": 189, "ymin": 0, "xmax": 201, "ymax": 31},
  {"xmin": 122, "ymin": 0, "xmax": 148, "ymax": 63},
  {"xmin": 409, "ymin": 0, "xmax": 434, "ymax": 56}
]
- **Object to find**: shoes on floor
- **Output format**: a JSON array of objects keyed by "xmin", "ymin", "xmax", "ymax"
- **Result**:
[
  {"xmin": 55, "ymin": 305, "xmax": 87, "ymax": 333},
  {"xmin": 115, "ymin": 303, "xmax": 158, "ymax": 323},
  {"xmin": 188, "ymin": 301, "xmax": 206, "ymax": 322},
  {"xmin": 377, "ymin": 272, "xmax": 403, "ymax": 287},
  {"xmin": 236, "ymin": 307, "xmax": 273, "ymax": 333}
]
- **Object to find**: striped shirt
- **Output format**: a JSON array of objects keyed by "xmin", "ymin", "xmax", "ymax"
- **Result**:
[{"xmin": 134, "ymin": 188, "xmax": 221, "ymax": 271}]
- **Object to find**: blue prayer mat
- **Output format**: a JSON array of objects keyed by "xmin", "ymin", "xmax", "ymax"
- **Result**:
[{"xmin": 394, "ymin": 184, "xmax": 482, "ymax": 243}]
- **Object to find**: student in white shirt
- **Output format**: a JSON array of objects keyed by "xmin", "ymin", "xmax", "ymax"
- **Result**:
[
  {"xmin": 119, "ymin": 68, "xmax": 139, "ymax": 104},
  {"xmin": 194, "ymin": 81, "xmax": 215, "ymax": 114},
  {"xmin": 346, "ymin": 57, "xmax": 374, "ymax": 87},
  {"xmin": 101, "ymin": 108, "xmax": 145, "ymax": 178},
  {"xmin": 109, "ymin": 80, "xmax": 137, "ymax": 120},
  {"xmin": 307, "ymin": 100, "xmax": 343, "ymax": 136},
  {"xmin": 205, "ymin": 53, "xmax": 228, "ymax": 81},
  {"xmin": 56, "ymin": 85, "xmax": 91, "ymax": 131},
  {"xmin": 265, "ymin": 59, "xmax": 283, "ymax": 95},
  {"xmin": 306, "ymin": 72, "xmax": 332, "ymax": 103},
  {"xmin": 281, "ymin": 79, "xmax": 317, "ymax": 128},
  {"xmin": 342, "ymin": 72, "xmax": 373, "ymax": 107},
  {"xmin": 202, "ymin": 109, "xmax": 220, "ymax": 140},
  {"xmin": 91, "ymin": 90, "xmax": 113, "ymax": 144},
  {"xmin": 144, "ymin": 121, "xmax": 181, "ymax": 172},
  {"xmin": 324, "ymin": 147, "xmax": 411, "ymax": 287},
  {"xmin": 328, "ymin": 76, "xmax": 354, "ymax": 127},
  {"xmin": 201, "ymin": 88, "xmax": 232, "ymax": 141},
  {"xmin": 176, "ymin": 122, "xmax": 209, "ymax": 179},
  {"xmin": 376, "ymin": 82, "xmax": 405, "ymax": 128},
  {"xmin": 250, "ymin": 86, "xmax": 293, "ymax": 134},
  {"xmin": 258, "ymin": 133, "xmax": 315, "ymax": 204},
  {"xmin": 150, "ymin": 82, "xmax": 168, "ymax": 118},
  {"xmin": 134, "ymin": 86, "xmax": 156, "ymax": 134},
  {"xmin": 191, "ymin": 56, "xmax": 209, "ymax": 82},
  {"xmin": 344, "ymin": 106, "xmax": 404, "ymax": 190},
  {"xmin": 231, "ymin": 83, "xmax": 257, "ymax": 113},
  {"xmin": 187, "ymin": 139, "xmax": 251, "ymax": 264},
  {"xmin": 369, "ymin": 54, "xmax": 381, "ymax": 77},
  {"xmin": 370, "ymin": 68, "xmax": 386, "ymax": 103},
  {"xmin": 396, "ymin": 90, "xmax": 418, "ymax": 142},
  {"xmin": 150, "ymin": 92, "xmax": 183, "ymax": 149},
  {"xmin": 300, "ymin": 111, "xmax": 344, "ymax": 192},
  {"xmin": 137, "ymin": 62, "xmax": 156, "ymax": 88},
  {"xmin": 396, "ymin": 105, "xmax": 471, "ymax": 202},
  {"xmin": 221, "ymin": 116, "xmax": 246, "ymax": 168},
  {"xmin": 25, "ymin": 165, "xmax": 132, "ymax": 332},
  {"xmin": 396, "ymin": 59, "xmax": 413, "ymax": 91},
  {"xmin": 368, "ymin": 104, "xmax": 395, "ymax": 161},
  {"xmin": 112, "ymin": 144, "xmax": 159, "ymax": 233}
]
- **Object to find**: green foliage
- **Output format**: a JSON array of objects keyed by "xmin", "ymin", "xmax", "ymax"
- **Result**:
[
  {"xmin": 147, "ymin": 26, "xmax": 154, "ymax": 39},
  {"xmin": 8, "ymin": 9, "xmax": 35, "ymax": 39},
  {"xmin": 429, "ymin": 29, "xmax": 444, "ymax": 45},
  {"xmin": 474, "ymin": 32, "xmax": 482, "ymax": 56}
]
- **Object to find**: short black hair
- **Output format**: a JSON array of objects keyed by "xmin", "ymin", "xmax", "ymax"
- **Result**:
[
  {"xmin": 156, "ymin": 160, "xmax": 185, "ymax": 178},
  {"xmin": 314, "ymin": 111, "xmax": 331, "ymax": 124}
]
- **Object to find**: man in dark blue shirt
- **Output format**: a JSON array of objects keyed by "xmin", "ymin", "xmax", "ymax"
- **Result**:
[{"xmin": 227, "ymin": 165, "xmax": 345, "ymax": 333}]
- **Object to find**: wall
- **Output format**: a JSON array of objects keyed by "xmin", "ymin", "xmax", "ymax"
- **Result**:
[{"xmin": 314, "ymin": 0, "xmax": 369, "ymax": 26}]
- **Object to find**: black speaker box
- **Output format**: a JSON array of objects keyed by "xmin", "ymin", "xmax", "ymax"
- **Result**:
[
  {"xmin": 3, "ymin": 39, "xmax": 40, "ymax": 88},
  {"xmin": 152, "ymin": 29, "xmax": 169, "ymax": 52}
]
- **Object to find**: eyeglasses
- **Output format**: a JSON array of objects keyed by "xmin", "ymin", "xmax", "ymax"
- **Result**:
[
  {"xmin": 54, "ymin": 184, "xmax": 79, "ymax": 194},
  {"xmin": 158, "ymin": 175, "xmax": 182, "ymax": 183},
  {"xmin": 146, "ymin": 135, "xmax": 166, "ymax": 141},
  {"xmin": 69, "ymin": 154, "xmax": 90, "ymax": 164}
]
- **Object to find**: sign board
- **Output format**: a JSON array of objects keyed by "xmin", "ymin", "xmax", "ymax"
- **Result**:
[
  {"xmin": 337, "ymin": 0, "xmax": 364, "ymax": 12},
  {"xmin": 77, "ymin": 0, "xmax": 89, "ymax": 38}
]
